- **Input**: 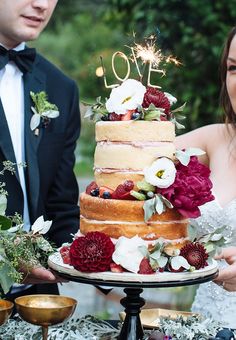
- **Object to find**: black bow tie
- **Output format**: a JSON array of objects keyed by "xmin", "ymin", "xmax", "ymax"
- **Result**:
[{"xmin": 0, "ymin": 46, "xmax": 36, "ymax": 73}]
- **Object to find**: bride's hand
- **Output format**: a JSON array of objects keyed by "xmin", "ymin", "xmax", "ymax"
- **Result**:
[{"xmin": 214, "ymin": 247, "xmax": 236, "ymax": 292}]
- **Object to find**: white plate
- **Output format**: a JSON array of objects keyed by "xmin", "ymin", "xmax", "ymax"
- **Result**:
[{"xmin": 48, "ymin": 252, "xmax": 218, "ymax": 283}]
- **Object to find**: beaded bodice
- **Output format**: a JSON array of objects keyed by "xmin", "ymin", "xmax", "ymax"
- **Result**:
[{"xmin": 191, "ymin": 198, "xmax": 236, "ymax": 328}]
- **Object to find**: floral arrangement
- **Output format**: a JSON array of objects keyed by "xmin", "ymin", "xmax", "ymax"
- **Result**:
[
  {"xmin": 0, "ymin": 161, "xmax": 55, "ymax": 296},
  {"xmin": 60, "ymin": 224, "xmax": 227, "ymax": 275},
  {"xmin": 85, "ymin": 78, "xmax": 185, "ymax": 129}
]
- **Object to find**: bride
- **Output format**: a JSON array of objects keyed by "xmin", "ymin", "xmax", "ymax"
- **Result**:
[{"xmin": 176, "ymin": 26, "xmax": 236, "ymax": 329}]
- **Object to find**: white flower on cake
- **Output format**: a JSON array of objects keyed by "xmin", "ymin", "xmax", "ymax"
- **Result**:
[
  {"xmin": 31, "ymin": 215, "xmax": 52, "ymax": 235},
  {"xmin": 144, "ymin": 157, "xmax": 176, "ymax": 188},
  {"xmin": 105, "ymin": 79, "xmax": 146, "ymax": 115},
  {"xmin": 112, "ymin": 235, "xmax": 148, "ymax": 273}
]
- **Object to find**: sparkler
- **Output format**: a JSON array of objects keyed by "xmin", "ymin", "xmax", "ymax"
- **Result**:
[{"xmin": 99, "ymin": 33, "xmax": 181, "ymax": 89}]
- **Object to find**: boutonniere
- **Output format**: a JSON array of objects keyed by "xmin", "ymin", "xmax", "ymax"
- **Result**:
[{"xmin": 30, "ymin": 91, "xmax": 60, "ymax": 136}]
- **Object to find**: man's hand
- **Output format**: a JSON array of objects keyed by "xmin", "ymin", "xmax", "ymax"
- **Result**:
[
  {"xmin": 214, "ymin": 247, "xmax": 236, "ymax": 292},
  {"xmin": 20, "ymin": 265, "xmax": 67, "ymax": 284}
]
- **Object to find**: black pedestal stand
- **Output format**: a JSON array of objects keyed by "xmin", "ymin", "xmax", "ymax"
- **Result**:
[
  {"xmin": 48, "ymin": 253, "xmax": 218, "ymax": 340},
  {"xmin": 119, "ymin": 288, "xmax": 145, "ymax": 340},
  {"xmin": 53, "ymin": 271, "xmax": 218, "ymax": 340}
]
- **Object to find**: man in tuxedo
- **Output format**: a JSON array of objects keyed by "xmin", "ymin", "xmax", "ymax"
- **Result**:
[{"xmin": 0, "ymin": 0, "xmax": 80, "ymax": 297}]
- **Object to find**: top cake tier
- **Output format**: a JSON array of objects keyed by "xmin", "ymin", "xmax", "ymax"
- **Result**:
[{"xmin": 94, "ymin": 120, "xmax": 175, "ymax": 190}]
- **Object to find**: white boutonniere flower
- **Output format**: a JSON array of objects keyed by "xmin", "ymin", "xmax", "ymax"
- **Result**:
[
  {"xmin": 144, "ymin": 157, "xmax": 176, "ymax": 188},
  {"xmin": 105, "ymin": 79, "xmax": 146, "ymax": 115},
  {"xmin": 31, "ymin": 215, "xmax": 52, "ymax": 235},
  {"xmin": 30, "ymin": 91, "xmax": 59, "ymax": 135}
]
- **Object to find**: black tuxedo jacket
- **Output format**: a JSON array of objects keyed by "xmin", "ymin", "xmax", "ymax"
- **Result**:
[{"xmin": 0, "ymin": 52, "xmax": 81, "ymax": 247}]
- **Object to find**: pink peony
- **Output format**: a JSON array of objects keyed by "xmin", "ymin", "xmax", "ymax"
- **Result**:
[{"xmin": 158, "ymin": 156, "xmax": 214, "ymax": 218}]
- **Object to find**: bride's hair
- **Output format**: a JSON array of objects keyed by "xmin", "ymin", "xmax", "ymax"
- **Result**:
[{"xmin": 220, "ymin": 26, "xmax": 236, "ymax": 127}]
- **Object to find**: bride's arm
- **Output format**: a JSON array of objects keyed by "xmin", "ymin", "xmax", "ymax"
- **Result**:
[{"xmin": 175, "ymin": 124, "xmax": 220, "ymax": 166}]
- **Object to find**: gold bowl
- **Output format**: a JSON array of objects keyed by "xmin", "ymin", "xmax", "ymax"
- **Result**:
[
  {"xmin": 0, "ymin": 299, "xmax": 14, "ymax": 326},
  {"xmin": 15, "ymin": 294, "xmax": 77, "ymax": 327}
]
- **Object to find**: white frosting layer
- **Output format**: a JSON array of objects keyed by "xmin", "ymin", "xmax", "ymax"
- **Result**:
[{"xmin": 80, "ymin": 215, "xmax": 188, "ymax": 225}]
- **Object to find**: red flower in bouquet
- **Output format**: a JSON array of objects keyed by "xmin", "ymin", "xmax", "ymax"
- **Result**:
[
  {"xmin": 157, "ymin": 156, "xmax": 214, "ymax": 218},
  {"xmin": 180, "ymin": 242, "xmax": 208, "ymax": 269},
  {"xmin": 142, "ymin": 87, "xmax": 171, "ymax": 116},
  {"xmin": 69, "ymin": 232, "xmax": 115, "ymax": 272}
]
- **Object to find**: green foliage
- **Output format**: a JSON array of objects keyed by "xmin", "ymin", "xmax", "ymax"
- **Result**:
[{"xmin": 104, "ymin": 0, "xmax": 236, "ymax": 130}]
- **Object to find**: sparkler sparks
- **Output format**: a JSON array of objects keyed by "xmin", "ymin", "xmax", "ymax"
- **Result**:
[{"xmin": 99, "ymin": 32, "xmax": 182, "ymax": 89}]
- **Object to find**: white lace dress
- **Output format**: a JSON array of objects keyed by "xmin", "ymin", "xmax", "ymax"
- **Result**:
[{"xmin": 191, "ymin": 198, "xmax": 236, "ymax": 328}]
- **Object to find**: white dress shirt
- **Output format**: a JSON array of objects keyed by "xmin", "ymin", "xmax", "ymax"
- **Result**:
[{"xmin": 0, "ymin": 42, "xmax": 31, "ymax": 231}]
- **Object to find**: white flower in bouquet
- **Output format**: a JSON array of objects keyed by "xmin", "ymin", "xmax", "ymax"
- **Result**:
[
  {"xmin": 112, "ymin": 235, "xmax": 148, "ymax": 273},
  {"xmin": 105, "ymin": 79, "xmax": 146, "ymax": 115},
  {"xmin": 144, "ymin": 157, "xmax": 176, "ymax": 188},
  {"xmin": 31, "ymin": 215, "xmax": 52, "ymax": 235}
]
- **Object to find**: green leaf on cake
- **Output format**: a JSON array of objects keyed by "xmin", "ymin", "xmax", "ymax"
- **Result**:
[
  {"xmin": 143, "ymin": 197, "xmax": 156, "ymax": 222},
  {"xmin": 137, "ymin": 180, "xmax": 155, "ymax": 192},
  {"xmin": 155, "ymin": 194, "xmax": 165, "ymax": 215},
  {"xmin": 175, "ymin": 149, "xmax": 190, "ymax": 166},
  {"xmin": 188, "ymin": 224, "xmax": 198, "ymax": 242},
  {"xmin": 171, "ymin": 102, "xmax": 186, "ymax": 113},
  {"xmin": 161, "ymin": 195, "xmax": 173, "ymax": 209},
  {"xmin": 176, "ymin": 148, "xmax": 206, "ymax": 166},
  {"xmin": 130, "ymin": 190, "xmax": 146, "ymax": 201}
]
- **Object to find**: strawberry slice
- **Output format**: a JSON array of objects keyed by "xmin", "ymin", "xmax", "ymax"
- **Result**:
[
  {"xmin": 60, "ymin": 246, "xmax": 71, "ymax": 265},
  {"xmin": 123, "ymin": 180, "xmax": 134, "ymax": 191},
  {"xmin": 112, "ymin": 181, "xmax": 135, "ymax": 200},
  {"xmin": 110, "ymin": 262, "xmax": 124, "ymax": 273},
  {"xmin": 138, "ymin": 257, "xmax": 154, "ymax": 274},
  {"xmin": 109, "ymin": 112, "xmax": 121, "ymax": 121},
  {"xmin": 121, "ymin": 110, "xmax": 135, "ymax": 121},
  {"xmin": 86, "ymin": 181, "xmax": 98, "ymax": 195}
]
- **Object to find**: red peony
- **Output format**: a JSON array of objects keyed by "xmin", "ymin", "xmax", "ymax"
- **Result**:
[
  {"xmin": 180, "ymin": 242, "xmax": 208, "ymax": 269},
  {"xmin": 158, "ymin": 156, "xmax": 214, "ymax": 218},
  {"xmin": 142, "ymin": 87, "xmax": 171, "ymax": 116},
  {"xmin": 69, "ymin": 232, "xmax": 115, "ymax": 272}
]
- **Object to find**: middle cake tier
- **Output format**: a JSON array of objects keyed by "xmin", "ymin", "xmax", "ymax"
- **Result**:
[{"xmin": 94, "ymin": 120, "xmax": 176, "ymax": 189}]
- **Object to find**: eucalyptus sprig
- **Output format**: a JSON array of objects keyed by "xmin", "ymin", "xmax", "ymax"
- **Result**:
[{"xmin": 0, "ymin": 161, "xmax": 55, "ymax": 296}]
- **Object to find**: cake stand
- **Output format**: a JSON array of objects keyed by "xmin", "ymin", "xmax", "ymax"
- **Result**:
[{"xmin": 48, "ymin": 253, "xmax": 218, "ymax": 340}]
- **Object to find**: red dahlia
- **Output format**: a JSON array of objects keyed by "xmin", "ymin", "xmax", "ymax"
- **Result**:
[
  {"xmin": 180, "ymin": 242, "xmax": 208, "ymax": 270},
  {"xmin": 142, "ymin": 87, "xmax": 171, "ymax": 116},
  {"xmin": 69, "ymin": 232, "xmax": 115, "ymax": 272}
]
